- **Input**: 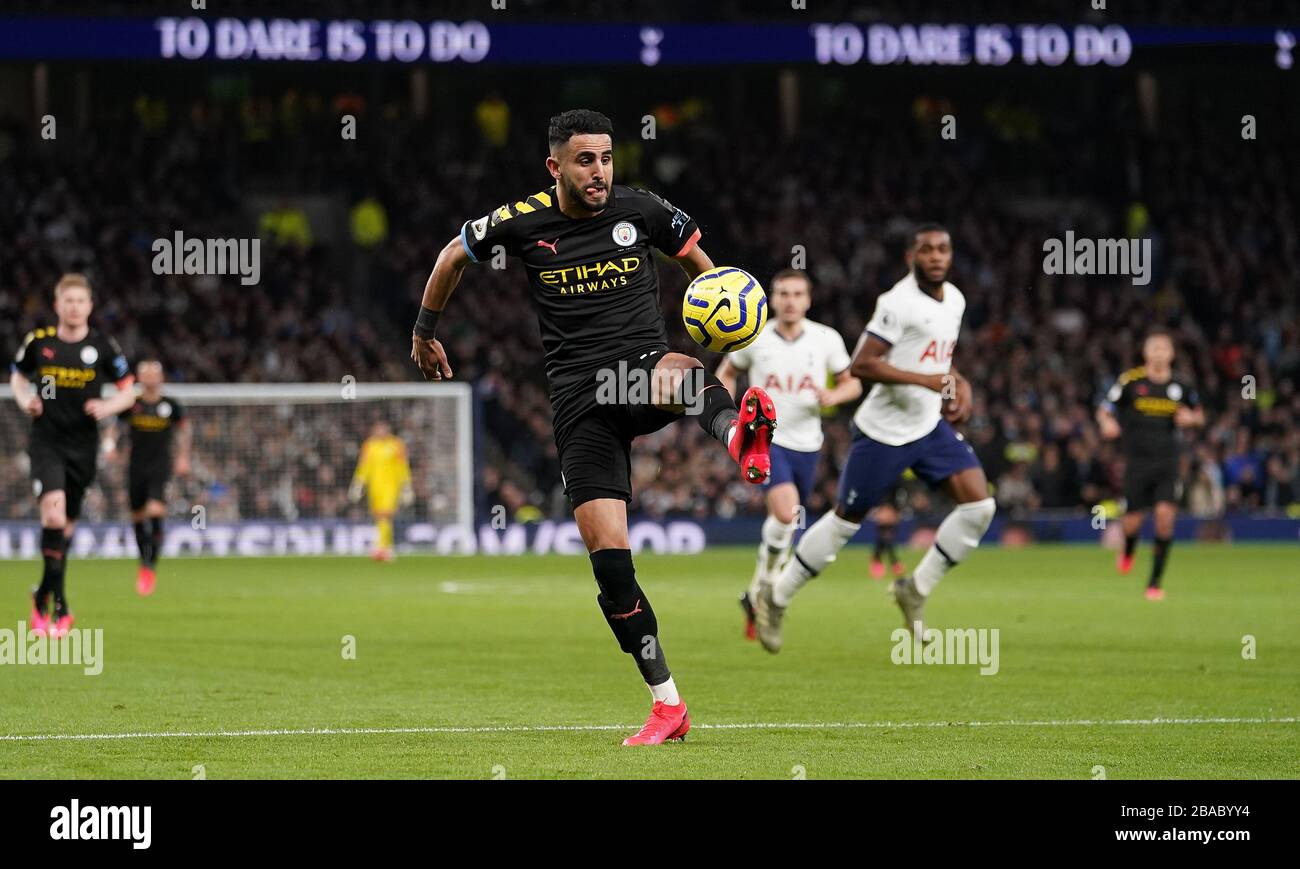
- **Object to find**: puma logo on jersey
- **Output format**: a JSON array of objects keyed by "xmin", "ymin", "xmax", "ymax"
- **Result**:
[{"xmin": 536, "ymin": 238, "xmax": 559, "ymax": 254}]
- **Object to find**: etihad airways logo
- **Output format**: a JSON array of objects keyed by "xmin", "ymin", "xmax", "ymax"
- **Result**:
[
  {"xmin": 540, "ymin": 256, "xmax": 642, "ymax": 295},
  {"xmin": 38, "ymin": 366, "xmax": 97, "ymax": 390}
]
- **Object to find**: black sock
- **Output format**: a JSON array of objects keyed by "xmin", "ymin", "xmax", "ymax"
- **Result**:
[
  {"xmin": 590, "ymin": 548, "xmax": 671, "ymax": 686},
  {"xmin": 1123, "ymin": 534, "xmax": 1138, "ymax": 558},
  {"xmin": 1150, "ymin": 537, "xmax": 1172, "ymax": 588},
  {"xmin": 133, "ymin": 520, "xmax": 152, "ymax": 565},
  {"xmin": 875, "ymin": 524, "xmax": 897, "ymax": 562},
  {"xmin": 693, "ymin": 374, "xmax": 739, "ymax": 446},
  {"xmin": 51, "ymin": 532, "xmax": 71, "ymax": 618},
  {"xmin": 35, "ymin": 527, "xmax": 63, "ymax": 616},
  {"xmin": 149, "ymin": 516, "xmax": 164, "ymax": 568}
]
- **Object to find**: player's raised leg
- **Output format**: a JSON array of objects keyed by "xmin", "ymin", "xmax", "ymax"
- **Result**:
[
  {"xmin": 574, "ymin": 497, "xmax": 689, "ymax": 746},
  {"xmin": 651, "ymin": 352, "xmax": 776, "ymax": 484}
]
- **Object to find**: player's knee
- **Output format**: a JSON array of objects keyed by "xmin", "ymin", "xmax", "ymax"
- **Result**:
[
  {"xmin": 953, "ymin": 497, "xmax": 996, "ymax": 544},
  {"xmin": 653, "ymin": 355, "xmax": 705, "ymax": 407},
  {"xmin": 39, "ymin": 495, "xmax": 67, "ymax": 528},
  {"xmin": 771, "ymin": 505, "xmax": 798, "ymax": 526},
  {"xmin": 835, "ymin": 504, "xmax": 868, "ymax": 524}
]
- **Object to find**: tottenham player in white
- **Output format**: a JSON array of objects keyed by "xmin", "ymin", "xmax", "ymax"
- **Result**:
[
  {"xmin": 716, "ymin": 269, "xmax": 861, "ymax": 640},
  {"xmin": 754, "ymin": 225, "xmax": 996, "ymax": 652}
]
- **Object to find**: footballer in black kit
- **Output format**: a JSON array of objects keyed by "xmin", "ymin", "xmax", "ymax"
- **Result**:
[
  {"xmin": 1097, "ymin": 329, "xmax": 1205, "ymax": 598},
  {"xmin": 411, "ymin": 109, "xmax": 778, "ymax": 745},
  {"xmin": 116, "ymin": 359, "xmax": 191, "ymax": 596},
  {"xmin": 8, "ymin": 274, "xmax": 136, "ymax": 636}
]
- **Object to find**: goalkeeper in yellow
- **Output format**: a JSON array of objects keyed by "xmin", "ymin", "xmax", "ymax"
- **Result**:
[{"xmin": 350, "ymin": 420, "xmax": 413, "ymax": 561}]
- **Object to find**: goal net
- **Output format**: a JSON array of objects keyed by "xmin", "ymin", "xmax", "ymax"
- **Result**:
[{"xmin": 0, "ymin": 382, "xmax": 474, "ymax": 557}]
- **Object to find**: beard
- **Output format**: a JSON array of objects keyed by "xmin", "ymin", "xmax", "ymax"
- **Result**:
[
  {"xmin": 913, "ymin": 262, "xmax": 947, "ymax": 290},
  {"xmin": 563, "ymin": 176, "xmax": 607, "ymax": 213}
]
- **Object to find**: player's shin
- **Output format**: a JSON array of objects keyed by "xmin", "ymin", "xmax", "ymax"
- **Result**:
[
  {"xmin": 50, "ymin": 531, "xmax": 72, "ymax": 618},
  {"xmin": 149, "ymin": 517, "xmax": 164, "ymax": 567},
  {"xmin": 1150, "ymin": 537, "xmax": 1172, "ymax": 588},
  {"xmin": 751, "ymin": 514, "xmax": 796, "ymax": 598},
  {"xmin": 133, "ymin": 520, "xmax": 152, "ymax": 566},
  {"xmin": 590, "ymin": 549, "xmax": 673, "ymax": 691},
  {"xmin": 912, "ymin": 497, "xmax": 995, "ymax": 596},
  {"xmin": 694, "ymin": 374, "xmax": 740, "ymax": 446},
  {"xmin": 772, "ymin": 511, "xmax": 861, "ymax": 607},
  {"xmin": 35, "ymin": 526, "xmax": 64, "ymax": 615}
]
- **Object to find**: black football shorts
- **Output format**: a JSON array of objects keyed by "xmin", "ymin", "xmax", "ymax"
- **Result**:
[
  {"xmin": 1124, "ymin": 460, "xmax": 1180, "ymax": 511},
  {"xmin": 129, "ymin": 464, "xmax": 171, "ymax": 511},
  {"xmin": 554, "ymin": 349, "xmax": 682, "ymax": 508},
  {"xmin": 30, "ymin": 438, "xmax": 97, "ymax": 520}
]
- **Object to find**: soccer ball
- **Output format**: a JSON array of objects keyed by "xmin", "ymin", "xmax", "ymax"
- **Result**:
[{"xmin": 682, "ymin": 267, "xmax": 768, "ymax": 353}]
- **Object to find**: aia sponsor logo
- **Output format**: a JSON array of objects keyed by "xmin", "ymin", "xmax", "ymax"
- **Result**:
[
  {"xmin": 763, "ymin": 373, "xmax": 818, "ymax": 394},
  {"xmin": 919, "ymin": 339, "xmax": 957, "ymax": 363}
]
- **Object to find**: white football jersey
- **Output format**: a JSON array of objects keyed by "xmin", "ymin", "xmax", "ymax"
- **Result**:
[
  {"xmin": 852, "ymin": 272, "xmax": 965, "ymax": 446},
  {"xmin": 729, "ymin": 319, "xmax": 851, "ymax": 452}
]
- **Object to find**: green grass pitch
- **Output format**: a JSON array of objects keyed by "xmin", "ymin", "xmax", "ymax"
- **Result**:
[{"xmin": 2, "ymin": 544, "xmax": 1297, "ymax": 779}]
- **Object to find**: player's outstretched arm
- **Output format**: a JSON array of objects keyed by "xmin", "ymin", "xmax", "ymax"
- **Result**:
[
  {"xmin": 1095, "ymin": 405, "xmax": 1121, "ymax": 439},
  {"xmin": 715, "ymin": 357, "xmax": 742, "ymax": 399},
  {"xmin": 9, "ymin": 370, "xmax": 41, "ymax": 417},
  {"xmin": 85, "ymin": 375, "xmax": 136, "ymax": 420},
  {"xmin": 174, "ymin": 419, "xmax": 193, "ymax": 476},
  {"xmin": 411, "ymin": 236, "xmax": 470, "ymax": 380},
  {"xmin": 820, "ymin": 368, "xmax": 864, "ymax": 408},
  {"xmin": 849, "ymin": 334, "xmax": 946, "ymax": 392},
  {"xmin": 940, "ymin": 365, "xmax": 973, "ymax": 423},
  {"xmin": 674, "ymin": 244, "xmax": 714, "ymax": 282},
  {"xmin": 1175, "ymin": 404, "xmax": 1205, "ymax": 428}
]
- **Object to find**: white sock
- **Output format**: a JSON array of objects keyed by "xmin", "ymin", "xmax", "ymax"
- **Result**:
[
  {"xmin": 649, "ymin": 677, "xmax": 680, "ymax": 706},
  {"xmin": 748, "ymin": 514, "xmax": 797, "ymax": 600},
  {"xmin": 772, "ymin": 511, "xmax": 861, "ymax": 607},
  {"xmin": 912, "ymin": 497, "xmax": 995, "ymax": 596},
  {"xmin": 761, "ymin": 514, "xmax": 796, "ymax": 571}
]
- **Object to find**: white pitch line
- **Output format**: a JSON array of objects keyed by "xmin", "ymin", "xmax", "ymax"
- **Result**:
[{"xmin": 0, "ymin": 716, "xmax": 1295, "ymax": 742}]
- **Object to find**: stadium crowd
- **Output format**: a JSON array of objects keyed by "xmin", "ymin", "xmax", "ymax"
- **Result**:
[{"xmin": 2, "ymin": 75, "xmax": 1297, "ymax": 524}]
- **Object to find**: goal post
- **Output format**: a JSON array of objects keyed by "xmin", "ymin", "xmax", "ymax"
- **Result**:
[{"xmin": 0, "ymin": 382, "xmax": 475, "ymax": 557}]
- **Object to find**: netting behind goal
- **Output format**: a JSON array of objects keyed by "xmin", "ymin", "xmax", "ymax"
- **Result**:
[{"xmin": 1, "ymin": 382, "xmax": 473, "ymax": 546}]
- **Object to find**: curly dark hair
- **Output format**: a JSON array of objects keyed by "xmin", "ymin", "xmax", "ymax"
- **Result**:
[{"xmin": 547, "ymin": 109, "xmax": 614, "ymax": 151}]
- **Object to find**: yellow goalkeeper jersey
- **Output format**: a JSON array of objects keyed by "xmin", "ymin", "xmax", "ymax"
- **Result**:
[{"xmin": 353, "ymin": 435, "xmax": 411, "ymax": 495}]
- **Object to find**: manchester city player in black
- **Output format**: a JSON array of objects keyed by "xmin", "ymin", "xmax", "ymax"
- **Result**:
[
  {"xmin": 9, "ymin": 274, "xmax": 135, "ymax": 636},
  {"xmin": 1097, "ymin": 329, "xmax": 1204, "ymax": 599},
  {"xmin": 115, "ymin": 360, "xmax": 190, "ymax": 596},
  {"xmin": 410, "ymin": 109, "xmax": 777, "ymax": 746}
]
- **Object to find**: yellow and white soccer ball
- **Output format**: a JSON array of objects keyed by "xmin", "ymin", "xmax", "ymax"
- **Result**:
[{"xmin": 682, "ymin": 267, "xmax": 768, "ymax": 353}]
